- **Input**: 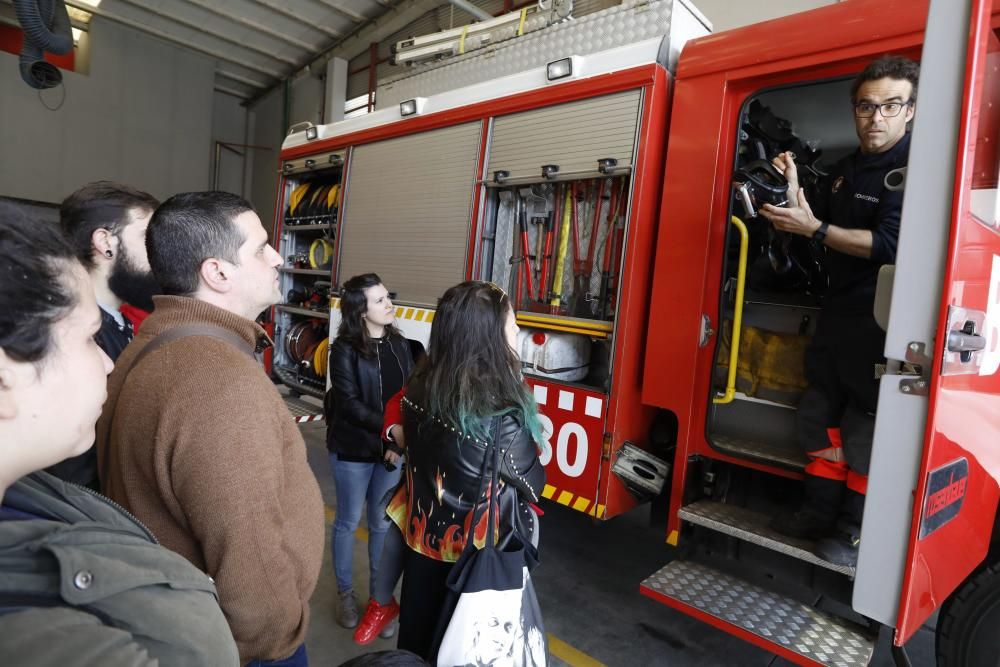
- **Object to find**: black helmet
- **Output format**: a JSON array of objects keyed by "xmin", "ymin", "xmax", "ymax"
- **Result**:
[{"xmin": 732, "ymin": 159, "xmax": 789, "ymax": 218}]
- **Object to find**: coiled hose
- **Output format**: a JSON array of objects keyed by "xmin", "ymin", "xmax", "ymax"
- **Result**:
[{"xmin": 12, "ymin": 0, "xmax": 73, "ymax": 89}]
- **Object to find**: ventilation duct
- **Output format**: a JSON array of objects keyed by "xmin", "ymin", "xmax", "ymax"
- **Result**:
[{"xmin": 12, "ymin": 0, "xmax": 73, "ymax": 90}]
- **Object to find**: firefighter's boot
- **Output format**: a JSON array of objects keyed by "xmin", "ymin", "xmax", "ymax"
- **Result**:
[
  {"xmin": 770, "ymin": 504, "xmax": 835, "ymax": 540},
  {"xmin": 815, "ymin": 518, "xmax": 861, "ymax": 567},
  {"xmin": 815, "ymin": 488, "xmax": 865, "ymax": 567},
  {"xmin": 770, "ymin": 474, "xmax": 842, "ymax": 540}
]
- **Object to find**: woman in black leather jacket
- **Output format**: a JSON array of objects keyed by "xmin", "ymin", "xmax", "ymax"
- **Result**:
[
  {"xmin": 385, "ymin": 281, "xmax": 546, "ymax": 660},
  {"xmin": 327, "ymin": 273, "xmax": 415, "ymax": 634}
]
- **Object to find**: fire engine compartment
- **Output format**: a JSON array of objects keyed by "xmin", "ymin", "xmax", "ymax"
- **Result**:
[
  {"xmin": 271, "ymin": 71, "xmax": 667, "ymax": 522},
  {"xmin": 272, "ymin": 154, "xmax": 344, "ymax": 398},
  {"xmin": 708, "ymin": 76, "xmax": 859, "ymax": 471},
  {"xmin": 476, "ymin": 174, "xmax": 631, "ymax": 389}
]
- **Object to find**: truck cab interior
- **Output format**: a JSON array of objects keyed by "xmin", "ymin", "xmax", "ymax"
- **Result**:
[{"xmin": 709, "ymin": 76, "xmax": 864, "ymax": 474}]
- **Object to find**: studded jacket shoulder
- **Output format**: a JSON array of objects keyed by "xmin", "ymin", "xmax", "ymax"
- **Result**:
[{"xmin": 386, "ymin": 393, "xmax": 545, "ymax": 562}]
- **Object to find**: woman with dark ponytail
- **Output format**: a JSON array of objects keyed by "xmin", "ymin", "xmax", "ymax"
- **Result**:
[
  {"xmin": 385, "ymin": 281, "xmax": 546, "ymax": 660},
  {"xmin": 327, "ymin": 273, "xmax": 416, "ymax": 636}
]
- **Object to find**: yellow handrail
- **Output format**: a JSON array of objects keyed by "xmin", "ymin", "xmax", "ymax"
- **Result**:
[{"xmin": 714, "ymin": 215, "xmax": 749, "ymax": 405}]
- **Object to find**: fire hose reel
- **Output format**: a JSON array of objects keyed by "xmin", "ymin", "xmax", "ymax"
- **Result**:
[{"xmin": 285, "ymin": 320, "xmax": 327, "ymax": 379}]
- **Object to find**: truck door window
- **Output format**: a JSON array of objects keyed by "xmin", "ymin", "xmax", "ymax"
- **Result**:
[{"xmin": 969, "ymin": 31, "xmax": 1000, "ymax": 229}]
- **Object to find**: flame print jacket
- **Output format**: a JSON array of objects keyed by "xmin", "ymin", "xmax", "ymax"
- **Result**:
[{"xmin": 386, "ymin": 392, "xmax": 545, "ymax": 563}]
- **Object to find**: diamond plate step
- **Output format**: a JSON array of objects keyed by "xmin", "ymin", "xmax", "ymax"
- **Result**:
[
  {"xmin": 641, "ymin": 561, "xmax": 875, "ymax": 667},
  {"xmin": 679, "ymin": 500, "xmax": 855, "ymax": 577},
  {"xmin": 711, "ymin": 433, "xmax": 809, "ymax": 471},
  {"xmin": 275, "ymin": 366, "xmax": 325, "ymax": 399},
  {"xmin": 283, "ymin": 395, "xmax": 324, "ymax": 423}
]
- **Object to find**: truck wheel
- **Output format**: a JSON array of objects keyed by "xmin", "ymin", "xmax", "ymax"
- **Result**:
[{"xmin": 935, "ymin": 560, "xmax": 1000, "ymax": 666}]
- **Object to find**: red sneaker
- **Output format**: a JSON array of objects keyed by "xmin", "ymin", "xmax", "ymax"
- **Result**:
[{"xmin": 353, "ymin": 597, "xmax": 400, "ymax": 645}]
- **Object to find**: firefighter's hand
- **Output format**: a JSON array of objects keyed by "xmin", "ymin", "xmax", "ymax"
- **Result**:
[
  {"xmin": 770, "ymin": 151, "xmax": 800, "ymax": 192},
  {"xmin": 760, "ymin": 194, "xmax": 822, "ymax": 238}
]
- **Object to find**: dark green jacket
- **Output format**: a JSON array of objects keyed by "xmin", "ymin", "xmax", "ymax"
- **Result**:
[{"xmin": 0, "ymin": 472, "xmax": 239, "ymax": 666}]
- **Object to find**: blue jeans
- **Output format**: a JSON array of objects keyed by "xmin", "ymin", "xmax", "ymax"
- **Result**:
[
  {"xmin": 329, "ymin": 453, "xmax": 402, "ymax": 598},
  {"xmin": 244, "ymin": 643, "xmax": 307, "ymax": 667}
]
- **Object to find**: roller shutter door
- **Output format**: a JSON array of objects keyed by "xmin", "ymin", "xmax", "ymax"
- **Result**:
[
  {"xmin": 487, "ymin": 89, "xmax": 641, "ymax": 181},
  {"xmin": 338, "ymin": 122, "xmax": 482, "ymax": 306}
]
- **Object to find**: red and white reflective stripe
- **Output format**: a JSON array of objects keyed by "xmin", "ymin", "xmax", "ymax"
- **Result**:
[
  {"xmin": 293, "ymin": 413, "xmax": 324, "ymax": 424},
  {"xmin": 532, "ymin": 385, "xmax": 604, "ymax": 418}
]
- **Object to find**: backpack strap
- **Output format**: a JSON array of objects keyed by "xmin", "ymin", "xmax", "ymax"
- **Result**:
[{"xmin": 119, "ymin": 324, "xmax": 255, "ymax": 375}]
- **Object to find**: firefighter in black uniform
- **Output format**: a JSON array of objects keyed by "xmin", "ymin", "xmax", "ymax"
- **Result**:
[{"xmin": 759, "ymin": 56, "xmax": 920, "ymax": 567}]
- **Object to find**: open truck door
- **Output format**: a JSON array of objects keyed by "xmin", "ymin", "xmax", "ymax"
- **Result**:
[
  {"xmin": 640, "ymin": 0, "xmax": 1000, "ymax": 663},
  {"xmin": 852, "ymin": 0, "xmax": 1000, "ymax": 658}
]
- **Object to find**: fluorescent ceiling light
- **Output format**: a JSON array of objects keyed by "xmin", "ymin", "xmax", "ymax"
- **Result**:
[
  {"xmin": 67, "ymin": 7, "xmax": 94, "ymax": 24},
  {"xmin": 72, "ymin": 27, "xmax": 83, "ymax": 44}
]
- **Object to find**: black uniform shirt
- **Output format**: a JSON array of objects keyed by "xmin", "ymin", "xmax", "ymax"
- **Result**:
[{"xmin": 813, "ymin": 131, "xmax": 911, "ymax": 315}]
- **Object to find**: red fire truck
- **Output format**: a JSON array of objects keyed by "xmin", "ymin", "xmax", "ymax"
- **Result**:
[{"xmin": 271, "ymin": 0, "xmax": 1000, "ymax": 663}]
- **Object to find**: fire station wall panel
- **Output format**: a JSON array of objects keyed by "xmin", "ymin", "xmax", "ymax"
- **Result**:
[
  {"xmin": 486, "ymin": 90, "xmax": 642, "ymax": 180},
  {"xmin": 338, "ymin": 122, "xmax": 482, "ymax": 306}
]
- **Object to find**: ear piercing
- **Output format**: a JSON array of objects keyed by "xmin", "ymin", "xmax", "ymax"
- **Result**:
[{"xmin": 105, "ymin": 250, "xmax": 114, "ymax": 258}]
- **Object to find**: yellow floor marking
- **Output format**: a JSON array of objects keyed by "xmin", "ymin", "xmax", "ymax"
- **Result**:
[
  {"xmin": 572, "ymin": 497, "xmax": 591, "ymax": 513},
  {"xmin": 541, "ymin": 484, "xmax": 557, "ymax": 500},
  {"xmin": 414, "ymin": 310, "xmax": 425, "ymax": 322},
  {"xmin": 426, "ymin": 312, "xmax": 434, "ymax": 322},
  {"xmin": 323, "ymin": 505, "xmax": 606, "ymax": 666},
  {"xmin": 548, "ymin": 634, "xmax": 606, "ymax": 667},
  {"xmin": 556, "ymin": 490, "xmax": 574, "ymax": 506},
  {"xmin": 404, "ymin": 308, "xmax": 414, "ymax": 320},
  {"xmin": 325, "ymin": 505, "xmax": 368, "ymax": 542}
]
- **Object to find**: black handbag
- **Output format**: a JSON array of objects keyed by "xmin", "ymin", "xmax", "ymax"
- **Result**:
[{"xmin": 430, "ymin": 417, "xmax": 548, "ymax": 667}]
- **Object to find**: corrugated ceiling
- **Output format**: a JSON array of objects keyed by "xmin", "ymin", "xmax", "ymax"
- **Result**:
[{"xmin": 2, "ymin": 0, "xmax": 404, "ymax": 100}]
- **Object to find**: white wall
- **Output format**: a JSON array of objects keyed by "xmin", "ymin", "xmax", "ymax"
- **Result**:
[
  {"xmin": 691, "ymin": 0, "xmax": 839, "ymax": 32},
  {"xmin": 0, "ymin": 17, "xmax": 215, "ymax": 204},
  {"xmin": 247, "ymin": 85, "xmax": 284, "ymax": 236},
  {"xmin": 211, "ymin": 91, "xmax": 250, "ymax": 196}
]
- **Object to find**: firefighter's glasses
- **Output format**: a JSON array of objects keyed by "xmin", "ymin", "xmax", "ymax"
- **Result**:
[{"xmin": 853, "ymin": 100, "xmax": 913, "ymax": 118}]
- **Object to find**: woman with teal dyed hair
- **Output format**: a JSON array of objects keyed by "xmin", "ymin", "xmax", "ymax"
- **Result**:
[{"xmin": 385, "ymin": 281, "xmax": 546, "ymax": 660}]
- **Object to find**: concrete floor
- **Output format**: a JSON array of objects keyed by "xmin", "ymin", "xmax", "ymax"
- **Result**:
[{"xmin": 297, "ymin": 418, "xmax": 937, "ymax": 666}]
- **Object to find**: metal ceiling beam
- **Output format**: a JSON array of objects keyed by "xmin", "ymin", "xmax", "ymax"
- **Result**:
[
  {"xmin": 319, "ymin": 0, "xmax": 445, "ymax": 66},
  {"xmin": 447, "ymin": 0, "xmax": 492, "ymax": 22},
  {"xmin": 251, "ymin": 0, "xmax": 344, "ymax": 39},
  {"xmin": 62, "ymin": 0, "xmax": 285, "ymax": 79},
  {"xmin": 247, "ymin": 0, "xmax": 444, "ymax": 106},
  {"xmin": 215, "ymin": 84, "xmax": 252, "ymax": 100},
  {"xmin": 217, "ymin": 68, "xmax": 271, "ymax": 89},
  {"xmin": 313, "ymin": 0, "xmax": 366, "ymax": 23},
  {"xmin": 112, "ymin": 0, "xmax": 298, "ymax": 66},
  {"xmin": 176, "ymin": 0, "xmax": 322, "ymax": 53}
]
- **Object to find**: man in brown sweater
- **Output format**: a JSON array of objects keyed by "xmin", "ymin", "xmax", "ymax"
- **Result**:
[{"xmin": 96, "ymin": 192, "xmax": 325, "ymax": 666}]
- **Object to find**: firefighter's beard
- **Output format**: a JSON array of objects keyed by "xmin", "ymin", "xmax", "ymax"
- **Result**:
[{"xmin": 108, "ymin": 246, "xmax": 161, "ymax": 313}]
